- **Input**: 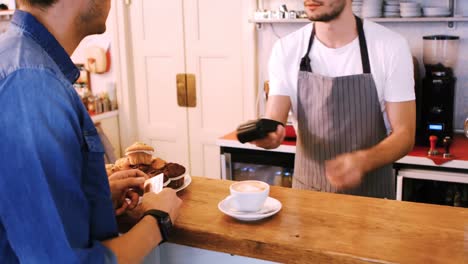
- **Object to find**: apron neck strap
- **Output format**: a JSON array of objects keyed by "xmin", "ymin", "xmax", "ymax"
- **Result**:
[{"xmin": 300, "ymin": 16, "xmax": 372, "ymax": 74}]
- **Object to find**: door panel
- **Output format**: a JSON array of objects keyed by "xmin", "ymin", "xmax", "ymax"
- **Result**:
[
  {"xmin": 198, "ymin": 57, "xmax": 244, "ymax": 130},
  {"xmin": 184, "ymin": 0, "xmax": 248, "ymax": 177},
  {"xmin": 129, "ymin": 0, "xmax": 190, "ymax": 167},
  {"xmin": 128, "ymin": 0, "xmax": 255, "ymax": 177}
]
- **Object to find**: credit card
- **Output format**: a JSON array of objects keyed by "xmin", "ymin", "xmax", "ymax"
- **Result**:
[{"xmin": 144, "ymin": 173, "xmax": 164, "ymax": 193}]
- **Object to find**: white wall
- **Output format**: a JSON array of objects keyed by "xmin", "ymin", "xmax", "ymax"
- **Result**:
[
  {"xmin": 0, "ymin": 6, "xmax": 118, "ymax": 96},
  {"xmin": 71, "ymin": 5, "xmax": 116, "ymax": 97},
  {"xmin": 255, "ymin": 0, "xmax": 468, "ymax": 130}
]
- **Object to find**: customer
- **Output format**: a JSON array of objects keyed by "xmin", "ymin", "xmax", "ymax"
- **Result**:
[{"xmin": 0, "ymin": 0, "xmax": 182, "ymax": 263}]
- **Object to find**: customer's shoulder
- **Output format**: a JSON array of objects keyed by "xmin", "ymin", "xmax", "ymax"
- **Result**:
[
  {"xmin": 363, "ymin": 20, "xmax": 409, "ymax": 49},
  {"xmin": 0, "ymin": 30, "xmax": 60, "ymax": 80}
]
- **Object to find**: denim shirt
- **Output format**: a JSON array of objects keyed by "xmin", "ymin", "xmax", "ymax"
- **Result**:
[{"xmin": 0, "ymin": 10, "xmax": 118, "ymax": 263}]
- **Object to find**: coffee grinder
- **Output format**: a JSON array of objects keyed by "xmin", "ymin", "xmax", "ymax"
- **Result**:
[{"xmin": 416, "ymin": 35, "xmax": 460, "ymax": 146}]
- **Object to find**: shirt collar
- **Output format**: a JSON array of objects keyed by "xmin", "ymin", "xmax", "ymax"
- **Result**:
[{"xmin": 11, "ymin": 10, "xmax": 80, "ymax": 83}]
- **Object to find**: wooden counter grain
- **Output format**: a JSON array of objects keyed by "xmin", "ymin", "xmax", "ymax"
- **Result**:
[{"xmin": 170, "ymin": 176, "xmax": 467, "ymax": 264}]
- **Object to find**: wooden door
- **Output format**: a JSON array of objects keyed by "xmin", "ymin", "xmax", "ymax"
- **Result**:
[
  {"xmin": 127, "ymin": 0, "xmax": 255, "ymax": 177},
  {"xmin": 183, "ymin": 0, "xmax": 252, "ymax": 178},
  {"xmin": 128, "ymin": 0, "xmax": 190, "ymax": 166}
]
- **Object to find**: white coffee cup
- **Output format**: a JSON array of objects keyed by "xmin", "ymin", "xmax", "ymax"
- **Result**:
[{"xmin": 229, "ymin": 180, "xmax": 270, "ymax": 212}]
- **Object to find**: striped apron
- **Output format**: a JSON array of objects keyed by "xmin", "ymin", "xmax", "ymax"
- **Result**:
[{"xmin": 292, "ymin": 16, "xmax": 395, "ymax": 199}]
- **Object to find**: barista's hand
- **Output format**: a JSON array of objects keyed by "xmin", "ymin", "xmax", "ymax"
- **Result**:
[
  {"xmin": 109, "ymin": 169, "xmax": 148, "ymax": 215},
  {"xmin": 325, "ymin": 151, "xmax": 367, "ymax": 190},
  {"xmin": 251, "ymin": 125, "xmax": 285, "ymax": 149},
  {"xmin": 140, "ymin": 188, "xmax": 183, "ymax": 223}
]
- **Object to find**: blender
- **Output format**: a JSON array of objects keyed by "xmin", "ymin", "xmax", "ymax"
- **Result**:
[{"xmin": 416, "ymin": 35, "xmax": 460, "ymax": 146}]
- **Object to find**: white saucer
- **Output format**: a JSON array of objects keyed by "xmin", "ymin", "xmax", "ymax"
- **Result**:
[{"xmin": 218, "ymin": 196, "xmax": 282, "ymax": 221}]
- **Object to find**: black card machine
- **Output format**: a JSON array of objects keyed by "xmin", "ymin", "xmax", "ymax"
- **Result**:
[{"xmin": 236, "ymin": 118, "xmax": 284, "ymax": 144}]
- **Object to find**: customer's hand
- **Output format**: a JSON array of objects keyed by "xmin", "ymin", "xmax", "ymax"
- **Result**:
[
  {"xmin": 109, "ymin": 169, "xmax": 148, "ymax": 215},
  {"xmin": 251, "ymin": 125, "xmax": 285, "ymax": 149},
  {"xmin": 325, "ymin": 151, "xmax": 367, "ymax": 190},
  {"xmin": 140, "ymin": 188, "xmax": 183, "ymax": 223}
]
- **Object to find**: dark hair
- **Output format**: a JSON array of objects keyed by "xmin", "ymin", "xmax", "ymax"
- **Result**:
[{"xmin": 19, "ymin": 0, "xmax": 59, "ymax": 8}]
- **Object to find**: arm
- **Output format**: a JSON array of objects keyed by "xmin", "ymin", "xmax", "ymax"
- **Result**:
[
  {"xmin": 361, "ymin": 101, "xmax": 416, "ymax": 171},
  {"xmin": 326, "ymin": 36, "xmax": 416, "ymax": 190},
  {"xmin": 363, "ymin": 35, "xmax": 416, "ymax": 167},
  {"xmin": 252, "ymin": 95, "xmax": 291, "ymax": 149},
  {"xmin": 326, "ymin": 101, "xmax": 415, "ymax": 189},
  {"xmin": 265, "ymin": 95, "xmax": 291, "ymax": 124},
  {"xmin": 102, "ymin": 217, "xmax": 162, "ymax": 264},
  {"xmin": 102, "ymin": 189, "xmax": 182, "ymax": 264},
  {"xmin": 252, "ymin": 38, "xmax": 292, "ymax": 149}
]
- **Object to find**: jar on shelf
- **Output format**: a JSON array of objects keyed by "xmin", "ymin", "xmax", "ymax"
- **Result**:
[
  {"xmin": 94, "ymin": 96, "xmax": 103, "ymax": 114},
  {"xmin": 87, "ymin": 96, "xmax": 95, "ymax": 114}
]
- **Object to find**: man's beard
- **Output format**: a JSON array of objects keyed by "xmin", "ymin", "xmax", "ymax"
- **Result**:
[
  {"xmin": 77, "ymin": 0, "xmax": 107, "ymax": 36},
  {"xmin": 308, "ymin": 1, "xmax": 346, "ymax": 22}
]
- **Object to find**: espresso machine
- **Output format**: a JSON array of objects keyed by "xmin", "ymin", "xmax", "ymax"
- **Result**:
[{"xmin": 416, "ymin": 35, "xmax": 460, "ymax": 146}]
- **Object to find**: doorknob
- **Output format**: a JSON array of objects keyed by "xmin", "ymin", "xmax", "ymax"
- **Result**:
[{"xmin": 176, "ymin": 74, "xmax": 197, "ymax": 107}]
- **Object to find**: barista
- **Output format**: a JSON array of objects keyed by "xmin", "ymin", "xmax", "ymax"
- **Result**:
[{"xmin": 253, "ymin": 0, "xmax": 416, "ymax": 198}]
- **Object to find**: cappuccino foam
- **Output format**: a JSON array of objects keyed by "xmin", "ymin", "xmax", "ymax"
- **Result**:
[{"xmin": 233, "ymin": 182, "xmax": 266, "ymax": 192}]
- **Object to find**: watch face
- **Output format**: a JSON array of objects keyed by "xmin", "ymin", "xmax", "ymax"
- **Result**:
[{"xmin": 161, "ymin": 217, "xmax": 172, "ymax": 230}]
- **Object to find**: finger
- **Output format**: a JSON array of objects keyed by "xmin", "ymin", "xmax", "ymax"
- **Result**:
[
  {"xmin": 132, "ymin": 169, "xmax": 150, "ymax": 180},
  {"xmin": 144, "ymin": 183, "xmax": 152, "ymax": 193},
  {"xmin": 115, "ymin": 201, "xmax": 129, "ymax": 216},
  {"xmin": 126, "ymin": 191, "xmax": 140, "ymax": 210},
  {"xmin": 278, "ymin": 127, "xmax": 286, "ymax": 143},
  {"xmin": 325, "ymin": 163, "xmax": 344, "ymax": 187},
  {"xmin": 113, "ymin": 177, "xmax": 146, "ymax": 192},
  {"xmin": 251, "ymin": 128, "xmax": 282, "ymax": 149},
  {"xmin": 325, "ymin": 159, "xmax": 340, "ymax": 172},
  {"xmin": 109, "ymin": 169, "xmax": 149, "ymax": 181}
]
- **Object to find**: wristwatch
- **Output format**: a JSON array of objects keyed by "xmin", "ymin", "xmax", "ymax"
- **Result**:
[{"xmin": 142, "ymin": 209, "xmax": 172, "ymax": 244}]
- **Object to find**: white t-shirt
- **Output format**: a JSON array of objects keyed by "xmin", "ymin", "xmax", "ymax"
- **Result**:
[{"xmin": 268, "ymin": 20, "xmax": 415, "ymax": 132}]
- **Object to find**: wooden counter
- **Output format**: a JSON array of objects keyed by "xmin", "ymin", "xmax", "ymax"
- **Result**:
[{"xmin": 171, "ymin": 176, "xmax": 467, "ymax": 264}]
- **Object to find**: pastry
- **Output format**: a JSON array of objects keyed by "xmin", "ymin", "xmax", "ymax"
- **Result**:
[
  {"xmin": 147, "ymin": 157, "xmax": 167, "ymax": 178},
  {"xmin": 151, "ymin": 157, "xmax": 167, "ymax": 170},
  {"xmin": 163, "ymin": 163, "xmax": 186, "ymax": 189},
  {"xmin": 105, "ymin": 164, "xmax": 115, "ymax": 177},
  {"xmin": 130, "ymin": 163, "xmax": 152, "ymax": 174},
  {"xmin": 114, "ymin": 157, "xmax": 132, "ymax": 171},
  {"xmin": 125, "ymin": 142, "xmax": 154, "ymax": 165}
]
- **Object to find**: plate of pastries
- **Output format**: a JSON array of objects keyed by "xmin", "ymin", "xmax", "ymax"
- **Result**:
[{"xmin": 105, "ymin": 142, "xmax": 190, "ymax": 191}]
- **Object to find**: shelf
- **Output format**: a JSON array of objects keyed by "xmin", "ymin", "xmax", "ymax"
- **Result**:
[
  {"xmin": 90, "ymin": 110, "xmax": 119, "ymax": 123},
  {"xmin": 249, "ymin": 18, "xmax": 311, "ymax": 23},
  {"xmin": 250, "ymin": 16, "xmax": 468, "ymax": 28},
  {"xmin": 370, "ymin": 16, "xmax": 468, "ymax": 22}
]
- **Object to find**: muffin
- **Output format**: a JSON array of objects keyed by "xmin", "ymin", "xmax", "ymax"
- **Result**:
[
  {"xmin": 114, "ymin": 157, "xmax": 132, "ymax": 171},
  {"xmin": 147, "ymin": 157, "xmax": 167, "ymax": 178},
  {"xmin": 151, "ymin": 157, "xmax": 167, "ymax": 170},
  {"xmin": 163, "ymin": 163, "xmax": 186, "ymax": 189},
  {"xmin": 105, "ymin": 164, "xmax": 115, "ymax": 177},
  {"xmin": 125, "ymin": 142, "xmax": 154, "ymax": 165},
  {"xmin": 130, "ymin": 163, "xmax": 152, "ymax": 174}
]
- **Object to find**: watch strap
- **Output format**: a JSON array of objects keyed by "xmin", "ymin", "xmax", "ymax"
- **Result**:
[{"xmin": 141, "ymin": 209, "xmax": 172, "ymax": 244}]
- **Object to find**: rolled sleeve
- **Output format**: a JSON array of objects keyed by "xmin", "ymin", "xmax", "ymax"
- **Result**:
[
  {"xmin": 383, "ymin": 38, "xmax": 415, "ymax": 103},
  {"xmin": 268, "ymin": 40, "xmax": 291, "ymax": 97}
]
